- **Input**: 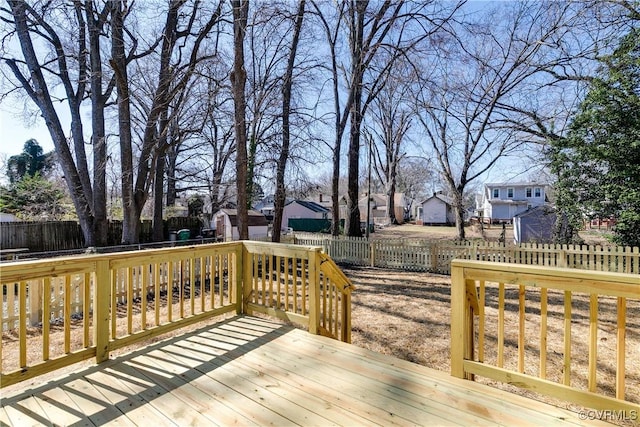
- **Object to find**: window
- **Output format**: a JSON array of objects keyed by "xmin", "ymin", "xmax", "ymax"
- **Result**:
[
  {"xmin": 534, "ymin": 187, "xmax": 541, "ymax": 197},
  {"xmin": 526, "ymin": 188, "xmax": 532, "ymax": 197},
  {"xmin": 492, "ymin": 188, "xmax": 499, "ymax": 198},
  {"xmin": 507, "ymin": 188, "xmax": 514, "ymax": 198}
]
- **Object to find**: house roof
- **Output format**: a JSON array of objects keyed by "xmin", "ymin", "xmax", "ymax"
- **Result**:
[
  {"xmin": 217, "ymin": 209, "xmax": 269, "ymax": 227},
  {"xmin": 288, "ymin": 200, "xmax": 329, "ymax": 213},
  {"xmin": 484, "ymin": 182, "xmax": 548, "ymax": 188},
  {"xmin": 358, "ymin": 193, "xmax": 406, "ymax": 208},
  {"xmin": 421, "ymin": 193, "xmax": 453, "ymax": 206}
]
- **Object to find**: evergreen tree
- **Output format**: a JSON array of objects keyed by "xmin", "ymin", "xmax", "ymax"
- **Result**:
[{"xmin": 550, "ymin": 28, "xmax": 640, "ymax": 246}]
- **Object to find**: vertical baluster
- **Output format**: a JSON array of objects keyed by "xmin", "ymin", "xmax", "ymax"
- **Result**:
[
  {"xmin": 19, "ymin": 281, "xmax": 27, "ymax": 368},
  {"xmin": 190, "ymin": 258, "xmax": 196, "ymax": 316},
  {"xmin": 301, "ymin": 259, "xmax": 307, "ymax": 316},
  {"xmin": 43, "ymin": 278, "xmax": 50, "ymax": 361},
  {"xmin": 616, "ymin": 297, "xmax": 627, "ymax": 400},
  {"xmin": 588, "ymin": 294, "xmax": 598, "ymax": 392},
  {"xmin": 563, "ymin": 290, "xmax": 572, "ymax": 386},
  {"xmin": 540, "ymin": 287, "xmax": 548, "ymax": 379},
  {"xmin": 141, "ymin": 265, "xmax": 148, "ymax": 329},
  {"xmin": 155, "ymin": 263, "xmax": 161, "ymax": 326},
  {"xmin": 84, "ymin": 273, "xmax": 91, "ymax": 347},
  {"xmin": 167, "ymin": 262, "xmax": 174, "ymax": 323},
  {"xmin": 498, "ymin": 282, "xmax": 505, "ymax": 368},
  {"xmin": 518, "ymin": 284, "xmax": 525, "ymax": 373},
  {"xmin": 478, "ymin": 281, "xmax": 485, "ymax": 363},
  {"xmin": 64, "ymin": 276, "xmax": 71, "ymax": 353},
  {"xmin": 276, "ymin": 255, "xmax": 282, "ymax": 309},
  {"xmin": 127, "ymin": 267, "xmax": 133, "ymax": 334}
]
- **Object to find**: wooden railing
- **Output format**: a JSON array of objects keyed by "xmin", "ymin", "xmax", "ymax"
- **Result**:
[
  {"xmin": 451, "ymin": 260, "xmax": 640, "ymax": 413},
  {"xmin": 295, "ymin": 233, "xmax": 640, "ymax": 274},
  {"xmin": 0, "ymin": 241, "xmax": 353, "ymax": 388}
]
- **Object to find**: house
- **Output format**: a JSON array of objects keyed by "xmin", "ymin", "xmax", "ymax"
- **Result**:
[
  {"xmin": 479, "ymin": 182, "xmax": 548, "ymax": 223},
  {"xmin": 211, "ymin": 209, "xmax": 269, "ymax": 241},
  {"xmin": 417, "ymin": 192, "xmax": 456, "ymax": 225},
  {"xmin": 513, "ymin": 205, "xmax": 556, "ymax": 244},
  {"xmin": 358, "ymin": 193, "xmax": 408, "ymax": 226},
  {"xmin": 283, "ymin": 200, "xmax": 330, "ymax": 232}
]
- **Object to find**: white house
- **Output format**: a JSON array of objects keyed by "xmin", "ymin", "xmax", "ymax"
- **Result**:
[
  {"xmin": 211, "ymin": 209, "xmax": 269, "ymax": 241},
  {"xmin": 479, "ymin": 182, "xmax": 548, "ymax": 222},
  {"xmin": 417, "ymin": 193, "xmax": 456, "ymax": 225},
  {"xmin": 282, "ymin": 200, "xmax": 329, "ymax": 231}
]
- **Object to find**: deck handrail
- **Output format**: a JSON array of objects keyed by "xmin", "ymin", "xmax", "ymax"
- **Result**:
[
  {"xmin": 450, "ymin": 259, "xmax": 640, "ymax": 413},
  {"xmin": 295, "ymin": 233, "xmax": 640, "ymax": 275},
  {"xmin": 0, "ymin": 241, "xmax": 352, "ymax": 388}
]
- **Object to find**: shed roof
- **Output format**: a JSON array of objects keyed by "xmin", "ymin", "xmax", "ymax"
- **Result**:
[
  {"xmin": 421, "ymin": 193, "xmax": 453, "ymax": 206},
  {"xmin": 218, "ymin": 209, "xmax": 269, "ymax": 227}
]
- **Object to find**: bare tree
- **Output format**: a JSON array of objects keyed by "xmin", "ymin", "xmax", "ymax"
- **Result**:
[
  {"xmin": 272, "ymin": 0, "xmax": 306, "ymax": 242},
  {"xmin": 367, "ymin": 59, "xmax": 413, "ymax": 225},
  {"xmin": 415, "ymin": 1, "xmax": 608, "ymax": 240},
  {"xmin": 231, "ymin": 0, "xmax": 250, "ymax": 239},
  {"xmin": 3, "ymin": 0, "xmax": 111, "ymax": 246},
  {"xmin": 311, "ymin": 0, "xmax": 461, "ymax": 236},
  {"xmin": 111, "ymin": 0, "xmax": 224, "ymax": 243}
]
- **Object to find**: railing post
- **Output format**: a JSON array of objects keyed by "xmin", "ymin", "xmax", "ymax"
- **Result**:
[
  {"xmin": 242, "ymin": 243, "xmax": 253, "ymax": 315},
  {"xmin": 94, "ymin": 258, "xmax": 111, "ymax": 363},
  {"xmin": 450, "ymin": 261, "xmax": 466, "ymax": 379},
  {"xmin": 308, "ymin": 248, "xmax": 321, "ymax": 335},
  {"xmin": 235, "ymin": 244, "xmax": 244, "ymax": 315}
]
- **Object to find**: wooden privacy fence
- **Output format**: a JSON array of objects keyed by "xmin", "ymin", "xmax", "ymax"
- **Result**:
[
  {"xmin": 450, "ymin": 260, "xmax": 640, "ymax": 413},
  {"xmin": 294, "ymin": 233, "xmax": 640, "ymax": 274},
  {"xmin": 0, "ymin": 241, "xmax": 353, "ymax": 388},
  {"xmin": 0, "ymin": 218, "xmax": 203, "ymax": 252}
]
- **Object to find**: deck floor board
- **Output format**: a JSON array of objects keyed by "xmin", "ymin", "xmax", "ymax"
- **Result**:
[{"xmin": 1, "ymin": 316, "xmax": 608, "ymax": 426}]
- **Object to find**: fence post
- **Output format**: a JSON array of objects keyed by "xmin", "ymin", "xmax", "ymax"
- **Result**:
[
  {"xmin": 94, "ymin": 258, "xmax": 111, "ymax": 363},
  {"xmin": 558, "ymin": 245, "xmax": 568, "ymax": 268},
  {"xmin": 370, "ymin": 241, "xmax": 376, "ymax": 267},
  {"xmin": 28, "ymin": 280, "xmax": 42, "ymax": 326},
  {"xmin": 431, "ymin": 243, "xmax": 439, "ymax": 273}
]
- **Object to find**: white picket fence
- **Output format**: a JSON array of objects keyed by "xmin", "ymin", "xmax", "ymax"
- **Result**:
[{"xmin": 294, "ymin": 233, "xmax": 640, "ymax": 275}]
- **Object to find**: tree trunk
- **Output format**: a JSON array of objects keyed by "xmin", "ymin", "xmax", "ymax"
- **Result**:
[
  {"xmin": 110, "ymin": 0, "xmax": 138, "ymax": 244},
  {"xmin": 86, "ymin": 1, "xmax": 108, "ymax": 246},
  {"xmin": 453, "ymin": 190, "xmax": 466, "ymax": 240},
  {"xmin": 166, "ymin": 147, "xmax": 178, "ymax": 206},
  {"xmin": 345, "ymin": 0, "xmax": 366, "ymax": 237},
  {"xmin": 152, "ymin": 153, "xmax": 166, "ymax": 241},
  {"xmin": 231, "ymin": 0, "xmax": 250, "ymax": 240},
  {"xmin": 331, "ymin": 146, "xmax": 341, "ymax": 235},
  {"xmin": 6, "ymin": 1, "xmax": 97, "ymax": 246},
  {"xmin": 272, "ymin": 0, "xmax": 305, "ymax": 243}
]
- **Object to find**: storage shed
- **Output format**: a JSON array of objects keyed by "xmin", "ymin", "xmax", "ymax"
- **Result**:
[
  {"xmin": 418, "ymin": 193, "xmax": 455, "ymax": 225},
  {"xmin": 513, "ymin": 205, "xmax": 556, "ymax": 244},
  {"xmin": 211, "ymin": 209, "xmax": 269, "ymax": 241}
]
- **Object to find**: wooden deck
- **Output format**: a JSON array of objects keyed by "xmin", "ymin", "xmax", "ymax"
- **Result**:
[{"xmin": 1, "ymin": 316, "xmax": 607, "ymax": 426}]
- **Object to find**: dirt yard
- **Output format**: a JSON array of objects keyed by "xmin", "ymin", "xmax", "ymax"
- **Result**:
[{"xmin": 371, "ymin": 222, "xmax": 614, "ymax": 246}]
